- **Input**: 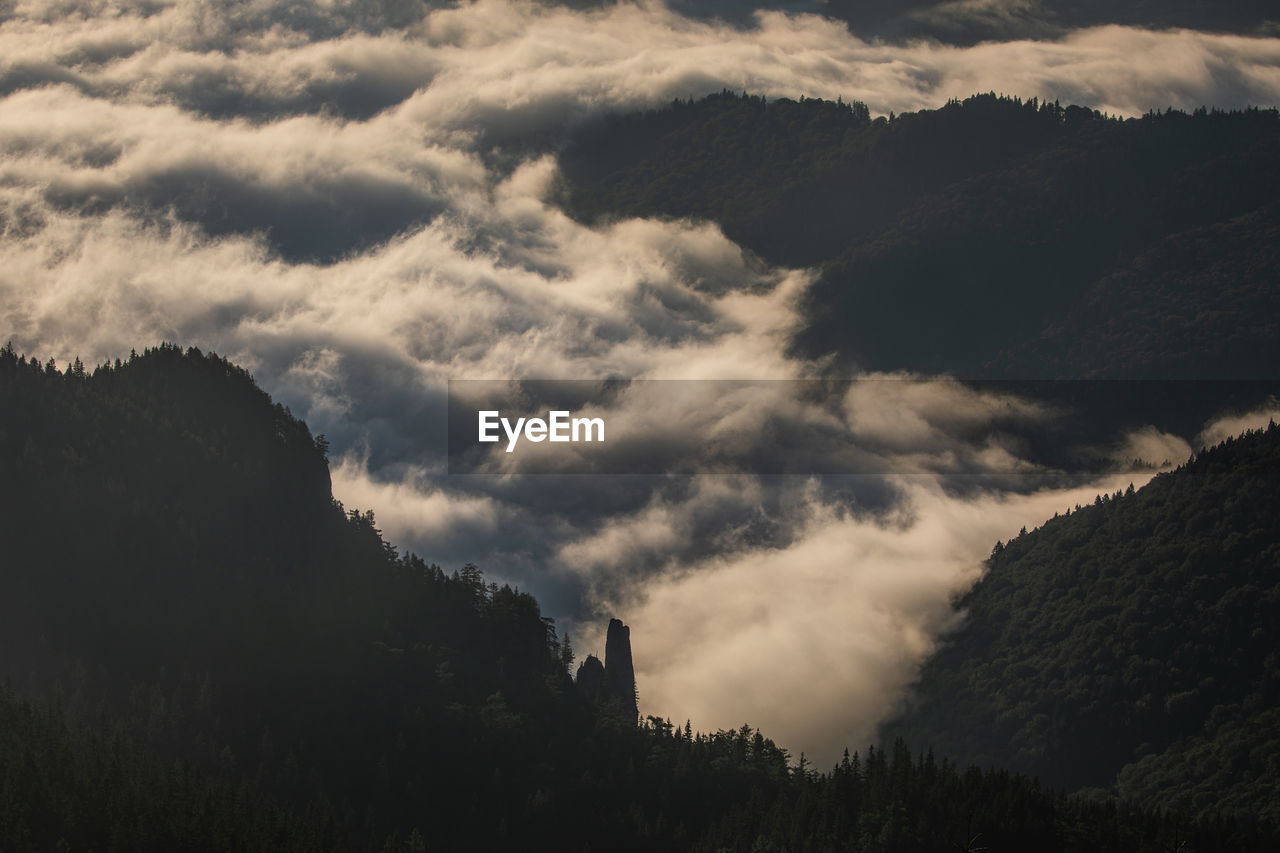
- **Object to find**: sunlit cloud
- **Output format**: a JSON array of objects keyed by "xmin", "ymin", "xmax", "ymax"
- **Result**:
[{"xmin": 1198, "ymin": 401, "xmax": 1280, "ymax": 448}]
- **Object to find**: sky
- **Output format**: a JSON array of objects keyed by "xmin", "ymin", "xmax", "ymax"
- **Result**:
[{"xmin": 3, "ymin": 0, "xmax": 1280, "ymax": 764}]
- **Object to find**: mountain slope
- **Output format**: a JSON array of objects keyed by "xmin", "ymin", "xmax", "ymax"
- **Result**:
[
  {"xmin": 0, "ymin": 343, "xmax": 592, "ymax": 848},
  {"xmin": 883, "ymin": 423, "xmax": 1280, "ymax": 822},
  {"xmin": 545, "ymin": 1, "xmax": 1279, "ymax": 44},
  {"xmin": 556, "ymin": 92, "xmax": 1280, "ymax": 377},
  {"xmin": 0, "ymin": 344, "xmax": 817, "ymax": 851}
]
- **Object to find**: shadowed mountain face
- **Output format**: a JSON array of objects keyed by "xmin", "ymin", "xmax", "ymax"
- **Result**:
[
  {"xmin": 543, "ymin": 0, "xmax": 1279, "ymax": 44},
  {"xmin": 883, "ymin": 424, "xmax": 1280, "ymax": 823},
  {"xmin": 0, "ymin": 344, "xmax": 589, "ymax": 849},
  {"xmin": 556, "ymin": 92, "xmax": 1280, "ymax": 378},
  {"xmin": 823, "ymin": 0, "xmax": 1278, "ymax": 44}
]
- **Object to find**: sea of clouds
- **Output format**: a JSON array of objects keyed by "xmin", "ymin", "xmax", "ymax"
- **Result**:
[{"xmin": 4, "ymin": 0, "xmax": 1280, "ymax": 762}]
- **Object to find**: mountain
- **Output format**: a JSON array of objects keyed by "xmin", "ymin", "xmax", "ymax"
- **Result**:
[
  {"xmin": 883, "ymin": 423, "xmax": 1280, "ymax": 824},
  {"xmin": 820, "ymin": 0, "xmax": 1279, "ymax": 44},
  {"xmin": 539, "ymin": 1, "xmax": 1279, "ymax": 44},
  {"xmin": 555, "ymin": 92, "xmax": 1280, "ymax": 378},
  {"xmin": 0, "ymin": 343, "xmax": 806, "ymax": 850},
  {"xmin": 2, "ymin": 342, "xmax": 1268, "ymax": 849},
  {"xmin": 0, "ymin": 343, "xmax": 593, "ymax": 848}
]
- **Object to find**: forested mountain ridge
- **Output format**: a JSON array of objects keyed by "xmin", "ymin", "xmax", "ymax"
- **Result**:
[
  {"xmin": 545, "ymin": 1, "xmax": 1279, "ymax": 45},
  {"xmin": 0, "ymin": 343, "xmax": 590, "ymax": 848},
  {"xmin": 2, "ymin": 343, "xmax": 1276, "ymax": 849},
  {"xmin": 817, "ymin": 0, "xmax": 1280, "ymax": 43},
  {"xmin": 0, "ymin": 343, "xmax": 802, "ymax": 850},
  {"xmin": 556, "ymin": 92, "xmax": 1280, "ymax": 377},
  {"xmin": 884, "ymin": 423, "xmax": 1280, "ymax": 824}
]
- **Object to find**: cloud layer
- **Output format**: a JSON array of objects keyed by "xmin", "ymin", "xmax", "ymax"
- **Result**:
[{"xmin": 4, "ymin": 0, "xmax": 1280, "ymax": 763}]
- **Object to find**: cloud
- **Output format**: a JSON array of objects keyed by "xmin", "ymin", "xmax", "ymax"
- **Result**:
[
  {"xmin": 1198, "ymin": 400, "xmax": 1280, "ymax": 448},
  {"xmin": 2, "ymin": 89, "xmax": 472, "ymax": 262},
  {"xmin": 331, "ymin": 452, "xmax": 503, "ymax": 546},
  {"xmin": 3, "ymin": 2, "xmax": 1279, "ymax": 134},
  {"xmin": 3, "ymin": 0, "xmax": 1276, "ymax": 762},
  {"xmin": 1114, "ymin": 425, "xmax": 1193, "ymax": 469},
  {"xmin": 571, "ymin": 470, "xmax": 1154, "ymax": 763}
]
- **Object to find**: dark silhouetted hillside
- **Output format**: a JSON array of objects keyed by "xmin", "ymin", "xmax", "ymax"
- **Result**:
[
  {"xmin": 556, "ymin": 92, "xmax": 1280, "ymax": 378},
  {"xmin": 542, "ymin": 1, "xmax": 1279, "ymax": 44},
  {"xmin": 884, "ymin": 424, "xmax": 1280, "ymax": 824}
]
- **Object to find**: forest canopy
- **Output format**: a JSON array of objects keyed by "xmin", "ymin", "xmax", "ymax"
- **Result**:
[{"xmin": 556, "ymin": 92, "xmax": 1280, "ymax": 378}]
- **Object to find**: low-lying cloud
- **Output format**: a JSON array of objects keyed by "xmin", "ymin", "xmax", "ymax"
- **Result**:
[
  {"xmin": 1198, "ymin": 401, "xmax": 1280, "ymax": 448},
  {"xmin": 573, "ymin": 471, "xmax": 1160, "ymax": 761},
  {"xmin": 3, "ymin": 0, "xmax": 1279, "ymax": 764}
]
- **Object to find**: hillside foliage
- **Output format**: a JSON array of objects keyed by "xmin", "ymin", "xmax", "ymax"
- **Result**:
[
  {"xmin": 556, "ymin": 92, "xmax": 1280, "ymax": 378},
  {"xmin": 885, "ymin": 424, "xmax": 1280, "ymax": 824}
]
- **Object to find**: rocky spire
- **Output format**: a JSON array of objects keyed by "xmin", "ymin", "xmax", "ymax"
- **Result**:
[
  {"xmin": 604, "ymin": 618, "xmax": 638, "ymax": 723},
  {"xmin": 574, "ymin": 654, "xmax": 605, "ymax": 699}
]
